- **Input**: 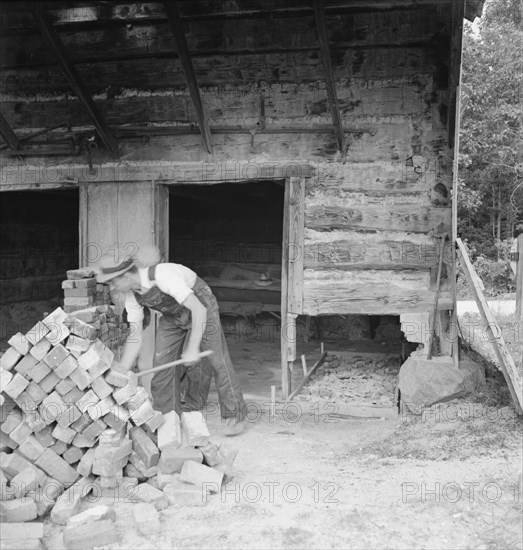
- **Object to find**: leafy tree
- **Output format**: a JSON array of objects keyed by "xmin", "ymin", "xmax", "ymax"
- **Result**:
[{"xmin": 458, "ymin": 0, "xmax": 523, "ymax": 258}]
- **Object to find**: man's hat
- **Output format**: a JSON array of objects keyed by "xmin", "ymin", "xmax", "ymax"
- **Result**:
[{"xmin": 96, "ymin": 253, "xmax": 135, "ymax": 283}]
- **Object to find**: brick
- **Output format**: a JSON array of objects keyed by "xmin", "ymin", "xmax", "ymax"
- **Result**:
[
  {"xmin": 1, "ymin": 452, "xmax": 33, "ymax": 479},
  {"xmin": 199, "ymin": 441, "xmax": 222, "ymax": 467},
  {"xmin": 213, "ymin": 442, "xmax": 238, "ymax": 480},
  {"xmin": 67, "ymin": 268, "xmax": 96, "ymax": 280},
  {"xmin": 128, "ymin": 452, "xmax": 157, "ymax": 478},
  {"xmin": 4, "ymin": 373, "xmax": 29, "ymax": 399},
  {"xmin": 63, "ymin": 519, "xmax": 117, "ymax": 550},
  {"xmin": 157, "ymin": 411, "xmax": 182, "ymax": 451},
  {"xmin": 70, "ymin": 412, "xmax": 92, "ymax": 433},
  {"xmin": 130, "ymin": 426, "xmax": 159, "ymax": 469},
  {"xmin": 25, "ymin": 382, "xmax": 47, "ymax": 405},
  {"xmin": 66, "ymin": 319, "xmax": 97, "ymax": 340},
  {"xmin": 0, "ymin": 348, "xmax": 23, "ymax": 371},
  {"xmin": 0, "ymin": 497, "xmax": 38, "ymax": 522},
  {"xmin": 76, "ymin": 447, "xmax": 96, "ymax": 477},
  {"xmin": 65, "ymin": 335, "xmax": 91, "ymax": 354},
  {"xmin": 133, "ymin": 502, "xmax": 160, "ymax": 535},
  {"xmin": 105, "ymin": 370, "xmax": 129, "ymax": 387},
  {"xmin": 133, "ymin": 483, "xmax": 168, "ymax": 510},
  {"xmin": 103, "ymin": 405, "xmax": 129, "ymax": 429},
  {"xmin": 45, "ymin": 324, "xmax": 70, "ymax": 346},
  {"xmin": 49, "ymin": 440, "xmax": 68, "ymax": 455},
  {"xmin": 92, "ymin": 446, "xmax": 130, "ymax": 476},
  {"xmin": 68, "ymin": 365, "xmax": 93, "ymax": 390},
  {"xmin": 0, "ymin": 538, "xmax": 43, "ymax": 550},
  {"xmin": 126, "ymin": 386, "xmax": 149, "ymax": 410},
  {"xmin": 113, "ymin": 373, "xmax": 138, "ymax": 405},
  {"xmin": 27, "ymin": 361, "xmax": 51, "ymax": 384},
  {"xmin": 77, "ymin": 342, "xmax": 103, "ymax": 371},
  {"xmin": 10, "ymin": 467, "xmax": 46, "ymax": 498},
  {"xmin": 82, "ymin": 419, "xmax": 106, "ymax": 441},
  {"xmin": 158, "ymin": 447, "xmax": 203, "ymax": 475},
  {"xmin": 29, "ymin": 339, "xmax": 52, "ymax": 362},
  {"xmin": 0, "ymin": 522, "xmax": 43, "ymax": 540},
  {"xmin": 62, "ymin": 446, "xmax": 84, "ymax": 465},
  {"xmin": 145, "ymin": 410, "xmax": 164, "ymax": 433},
  {"xmin": 34, "ymin": 425, "xmax": 55, "ymax": 448},
  {"xmin": 54, "ymin": 377, "xmax": 75, "ymax": 396},
  {"xmin": 67, "ymin": 505, "xmax": 114, "ymax": 529},
  {"xmin": 40, "ymin": 391, "xmax": 67, "ymax": 424},
  {"xmin": 39, "ymin": 371, "xmax": 60, "ymax": 394},
  {"xmin": 52, "ymin": 424, "xmax": 76, "ymax": 444},
  {"xmin": 9, "ymin": 422, "xmax": 32, "ymax": 445},
  {"xmin": 63, "ymin": 387, "xmax": 85, "ymax": 405},
  {"xmin": 156, "ymin": 472, "xmax": 179, "ymax": 490},
  {"xmin": 42, "ymin": 308, "xmax": 68, "ymax": 329},
  {"xmin": 0, "ymin": 432, "xmax": 17, "ymax": 453},
  {"xmin": 181, "ymin": 411, "xmax": 210, "ymax": 447},
  {"xmin": 64, "ymin": 296, "xmax": 94, "ymax": 307},
  {"xmin": 43, "ymin": 345, "xmax": 70, "ymax": 369},
  {"xmin": 18, "ymin": 436, "xmax": 45, "ymax": 461},
  {"xmin": 35, "ymin": 449, "xmax": 79, "ymax": 485},
  {"xmin": 54, "ymin": 355, "xmax": 78, "ymax": 379},
  {"xmin": 14, "ymin": 354, "xmax": 38, "ymax": 377},
  {"xmin": 64, "ymin": 287, "xmax": 96, "ymax": 297},
  {"xmin": 163, "ymin": 480, "xmax": 209, "ymax": 507},
  {"xmin": 61, "ymin": 280, "xmax": 76, "ymax": 289},
  {"xmin": 25, "ymin": 322, "xmax": 49, "ymax": 347},
  {"xmin": 179, "ymin": 461, "xmax": 224, "ymax": 491},
  {"xmin": 21, "ymin": 408, "xmax": 45, "ymax": 433},
  {"xmin": 90, "ymin": 377, "xmax": 112, "ymax": 400},
  {"xmin": 74, "ymin": 278, "xmax": 97, "ymax": 289},
  {"xmin": 8, "ymin": 333, "xmax": 32, "ymax": 356},
  {"xmin": 57, "ymin": 405, "xmax": 82, "ymax": 428},
  {"xmin": 50, "ymin": 476, "xmax": 93, "ymax": 525},
  {"xmin": 0, "ymin": 368, "xmax": 13, "ymax": 393},
  {"xmin": 87, "ymin": 395, "xmax": 115, "ymax": 420},
  {"xmin": 98, "ymin": 428, "xmax": 125, "ymax": 447},
  {"xmin": 129, "ymin": 399, "xmax": 155, "ymax": 427},
  {"xmin": 72, "ymin": 434, "xmax": 96, "ymax": 448},
  {"xmin": 76, "ymin": 390, "xmax": 99, "ymax": 413},
  {"xmin": 26, "ymin": 488, "xmax": 54, "ymax": 518}
]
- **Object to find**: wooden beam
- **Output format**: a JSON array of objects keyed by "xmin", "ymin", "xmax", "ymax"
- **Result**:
[
  {"xmin": 0, "ymin": 112, "xmax": 20, "ymax": 151},
  {"xmin": 164, "ymin": 2, "xmax": 212, "ymax": 154},
  {"xmin": 31, "ymin": 4, "xmax": 119, "ymax": 158},
  {"xmin": 456, "ymin": 238, "xmax": 523, "ymax": 414},
  {"xmin": 287, "ymin": 351, "xmax": 328, "ymax": 401},
  {"xmin": 313, "ymin": 0, "xmax": 346, "ymax": 153}
]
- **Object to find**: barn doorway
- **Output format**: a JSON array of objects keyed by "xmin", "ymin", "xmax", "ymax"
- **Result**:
[
  {"xmin": 0, "ymin": 189, "xmax": 79, "ymax": 349},
  {"xmin": 168, "ymin": 180, "xmax": 285, "ymax": 400}
]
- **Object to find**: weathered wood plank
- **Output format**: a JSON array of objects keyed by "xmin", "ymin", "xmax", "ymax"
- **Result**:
[
  {"xmin": 303, "ymin": 229, "xmax": 451, "ymax": 269},
  {"xmin": 0, "ymin": 112, "xmax": 20, "ymax": 150},
  {"xmin": 306, "ymin": 203, "xmax": 451, "ymax": 233},
  {"xmin": 456, "ymin": 238, "xmax": 523, "ymax": 413},
  {"xmin": 287, "ymin": 177, "xmax": 305, "ymax": 314},
  {"xmin": 302, "ymin": 268, "xmax": 452, "ymax": 314}
]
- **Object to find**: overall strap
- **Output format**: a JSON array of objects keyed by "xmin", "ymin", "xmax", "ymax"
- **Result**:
[{"xmin": 148, "ymin": 264, "xmax": 157, "ymax": 282}]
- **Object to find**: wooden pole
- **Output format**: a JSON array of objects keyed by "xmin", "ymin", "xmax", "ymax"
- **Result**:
[
  {"xmin": 516, "ymin": 234, "xmax": 523, "ymax": 321},
  {"xmin": 301, "ymin": 355, "xmax": 307, "ymax": 376}
]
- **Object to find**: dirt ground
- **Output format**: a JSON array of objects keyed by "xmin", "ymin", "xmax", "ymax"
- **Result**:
[{"xmin": 43, "ymin": 325, "xmax": 522, "ymax": 550}]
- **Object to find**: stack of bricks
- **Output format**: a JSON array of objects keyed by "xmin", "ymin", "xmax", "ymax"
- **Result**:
[
  {"xmin": 0, "ymin": 307, "xmax": 236, "ymax": 540},
  {"xmin": 62, "ymin": 268, "xmax": 111, "ymax": 314}
]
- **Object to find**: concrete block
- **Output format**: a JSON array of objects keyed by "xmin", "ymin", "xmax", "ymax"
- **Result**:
[
  {"xmin": 55, "ymin": 378, "xmax": 76, "ymax": 397},
  {"xmin": 0, "ymin": 348, "xmax": 22, "ymax": 371},
  {"xmin": 157, "ymin": 411, "xmax": 182, "ymax": 451},
  {"xmin": 38, "ymin": 371, "xmax": 60, "ymax": 394},
  {"xmin": 13, "ymin": 354, "xmax": 38, "ymax": 377},
  {"xmin": 129, "ymin": 426, "xmax": 159, "ymax": 469},
  {"xmin": 25, "ymin": 322, "xmax": 49, "ymax": 347},
  {"xmin": 0, "ymin": 497, "xmax": 38, "ymax": 522},
  {"xmin": 181, "ymin": 411, "xmax": 210, "ymax": 446},
  {"xmin": 43, "ymin": 344, "xmax": 70, "ymax": 369},
  {"xmin": 40, "ymin": 391, "xmax": 67, "ymax": 424},
  {"xmin": 4, "ymin": 373, "xmax": 30, "ymax": 400},
  {"xmin": 90, "ymin": 376, "xmax": 112, "ymax": 400},
  {"xmin": 35, "ymin": 449, "xmax": 79, "ymax": 485},
  {"xmin": 68, "ymin": 365, "xmax": 92, "ymax": 391},
  {"xmin": 25, "ymin": 382, "xmax": 47, "ymax": 405},
  {"xmin": 17, "ymin": 436, "xmax": 45, "ymax": 462},
  {"xmin": 62, "ymin": 519, "xmax": 117, "ymax": 550},
  {"xmin": 163, "ymin": 480, "xmax": 209, "ymax": 507},
  {"xmin": 54, "ymin": 355, "xmax": 78, "ymax": 379},
  {"xmin": 158, "ymin": 447, "xmax": 203, "ymax": 475},
  {"xmin": 133, "ymin": 483, "xmax": 168, "ymax": 510},
  {"xmin": 133, "ymin": 502, "xmax": 160, "ymax": 535},
  {"xmin": 10, "ymin": 467, "xmax": 46, "ymax": 498},
  {"xmin": 27, "ymin": 361, "xmax": 51, "ymax": 384},
  {"xmin": 8, "ymin": 334, "xmax": 32, "ymax": 356},
  {"xmin": 52, "ymin": 424, "xmax": 76, "ymax": 444},
  {"xmin": 51, "ymin": 477, "xmax": 93, "ymax": 525},
  {"xmin": 29, "ymin": 339, "xmax": 52, "ymax": 362},
  {"xmin": 179, "ymin": 461, "xmax": 224, "ymax": 491}
]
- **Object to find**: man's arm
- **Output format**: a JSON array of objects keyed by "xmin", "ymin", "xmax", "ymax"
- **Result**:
[
  {"xmin": 117, "ymin": 321, "xmax": 143, "ymax": 372},
  {"xmin": 181, "ymin": 293, "xmax": 207, "ymax": 365}
]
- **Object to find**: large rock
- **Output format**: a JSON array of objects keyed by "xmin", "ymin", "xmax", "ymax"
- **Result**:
[{"xmin": 398, "ymin": 352, "xmax": 485, "ymax": 411}]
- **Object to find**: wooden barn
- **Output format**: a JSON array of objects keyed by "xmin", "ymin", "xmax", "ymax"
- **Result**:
[{"xmin": 0, "ymin": 0, "xmax": 485, "ymax": 397}]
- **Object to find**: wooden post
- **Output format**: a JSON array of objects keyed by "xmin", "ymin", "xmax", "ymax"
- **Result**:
[{"xmin": 517, "ymin": 234, "xmax": 523, "ymax": 321}]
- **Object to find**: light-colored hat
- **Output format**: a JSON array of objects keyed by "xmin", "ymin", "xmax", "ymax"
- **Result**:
[{"xmin": 96, "ymin": 253, "xmax": 136, "ymax": 283}]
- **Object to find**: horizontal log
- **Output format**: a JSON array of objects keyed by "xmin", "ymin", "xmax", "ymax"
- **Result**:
[
  {"xmin": 303, "ymin": 229, "xmax": 453, "ymax": 269},
  {"xmin": 0, "ymin": 10, "xmax": 447, "ymax": 68},
  {"xmin": 302, "ymin": 268, "xmax": 452, "ymax": 314},
  {"xmin": 1, "ymin": 47, "xmax": 438, "ymax": 95}
]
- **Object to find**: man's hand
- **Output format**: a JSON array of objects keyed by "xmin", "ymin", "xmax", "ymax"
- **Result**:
[
  {"xmin": 111, "ymin": 360, "xmax": 132, "ymax": 373},
  {"xmin": 181, "ymin": 347, "xmax": 201, "ymax": 366}
]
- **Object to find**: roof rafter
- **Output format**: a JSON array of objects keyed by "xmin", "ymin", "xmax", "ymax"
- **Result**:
[
  {"xmin": 313, "ymin": 0, "xmax": 346, "ymax": 153},
  {"xmin": 164, "ymin": 1, "xmax": 213, "ymax": 154},
  {"xmin": 0, "ymin": 112, "xmax": 21, "ymax": 151},
  {"xmin": 31, "ymin": 3, "xmax": 119, "ymax": 158}
]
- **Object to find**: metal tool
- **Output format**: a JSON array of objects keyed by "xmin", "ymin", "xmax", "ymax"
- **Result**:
[{"xmin": 136, "ymin": 350, "xmax": 213, "ymax": 378}]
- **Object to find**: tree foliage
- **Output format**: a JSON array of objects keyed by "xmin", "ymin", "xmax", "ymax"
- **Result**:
[{"xmin": 458, "ymin": 0, "xmax": 523, "ymax": 258}]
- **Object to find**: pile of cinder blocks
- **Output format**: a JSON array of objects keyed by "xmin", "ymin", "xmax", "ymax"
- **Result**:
[
  {"xmin": 62, "ymin": 268, "xmax": 111, "ymax": 314},
  {"xmin": 1, "ymin": 306, "xmax": 236, "ymax": 549}
]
